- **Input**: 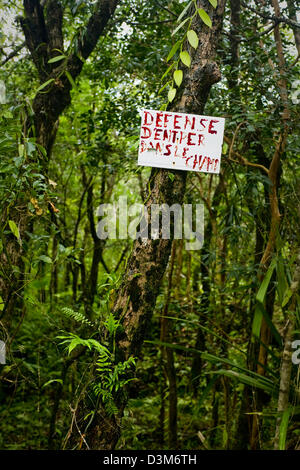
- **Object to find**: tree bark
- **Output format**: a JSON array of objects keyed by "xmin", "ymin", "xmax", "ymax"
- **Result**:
[
  {"xmin": 82, "ymin": 0, "xmax": 227, "ymax": 450},
  {"xmin": 0, "ymin": 0, "xmax": 120, "ymax": 326}
]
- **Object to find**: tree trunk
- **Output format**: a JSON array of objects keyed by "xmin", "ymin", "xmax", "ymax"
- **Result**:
[
  {"xmin": 0, "ymin": 0, "xmax": 119, "ymax": 326},
  {"xmin": 82, "ymin": 0, "xmax": 227, "ymax": 450},
  {"xmin": 274, "ymin": 249, "xmax": 300, "ymax": 450}
]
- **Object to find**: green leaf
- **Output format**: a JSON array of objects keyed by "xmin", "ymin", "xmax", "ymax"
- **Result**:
[
  {"xmin": 172, "ymin": 17, "xmax": 190, "ymax": 36},
  {"xmin": 36, "ymin": 78, "xmax": 55, "ymax": 93},
  {"xmin": 279, "ymin": 408, "xmax": 291, "ymax": 450},
  {"xmin": 65, "ymin": 70, "xmax": 76, "ymax": 89},
  {"xmin": 8, "ymin": 220, "xmax": 20, "ymax": 240},
  {"xmin": 68, "ymin": 338, "xmax": 80, "ymax": 354},
  {"xmin": 252, "ymin": 303, "xmax": 263, "ymax": 341},
  {"xmin": 161, "ymin": 62, "xmax": 175, "ymax": 80},
  {"xmin": 180, "ymin": 50, "xmax": 191, "ymax": 67},
  {"xmin": 252, "ymin": 301, "xmax": 282, "ymax": 347},
  {"xmin": 38, "ymin": 255, "xmax": 52, "ymax": 264},
  {"xmin": 18, "ymin": 144, "xmax": 24, "ymax": 157},
  {"xmin": 168, "ymin": 88, "xmax": 176, "ymax": 102},
  {"xmin": 166, "ymin": 41, "xmax": 181, "ymax": 61},
  {"xmin": 176, "ymin": 0, "xmax": 193, "ymax": 23},
  {"xmin": 35, "ymin": 143, "xmax": 47, "ymax": 157},
  {"xmin": 256, "ymin": 258, "xmax": 276, "ymax": 304},
  {"xmin": 160, "ymin": 103, "xmax": 168, "ymax": 111},
  {"xmin": 187, "ymin": 30, "xmax": 199, "ymax": 49},
  {"xmin": 48, "ymin": 55, "xmax": 66, "ymax": 64},
  {"xmin": 42, "ymin": 379, "xmax": 63, "ymax": 388},
  {"xmin": 173, "ymin": 69, "xmax": 183, "ymax": 87},
  {"xmin": 26, "ymin": 141, "xmax": 35, "ymax": 156},
  {"xmin": 222, "ymin": 142, "xmax": 228, "ymax": 154},
  {"xmin": 105, "ymin": 312, "xmax": 120, "ymax": 335},
  {"xmin": 209, "ymin": 369, "xmax": 274, "ymax": 393},
  {"xmin": 208, "ymin": 0, "xmax": 217, "ymax": 8},
  {"xmin": 276, "ymin": 256, "xmax": 288, "ymax": 306},
  {"xmin": 198, "ymin": 8, "xmax": 212, "ymax": 28},
  {"xmin": 146, "ymin": 339, "xmax": 277, "ymax": 385},
  {"xmin": 282, "ymin": 288, "xmax": 293, "ymax": 308}
]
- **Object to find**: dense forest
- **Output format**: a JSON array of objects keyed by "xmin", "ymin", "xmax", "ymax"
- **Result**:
[{"xmin": 0, "ymin": 0, "xmax": 299, "ymax": 452}]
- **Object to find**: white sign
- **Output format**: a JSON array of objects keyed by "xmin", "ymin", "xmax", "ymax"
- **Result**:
[{"xmin": 138, "ymin": 109, "xmax": 225, "ymax": 174}]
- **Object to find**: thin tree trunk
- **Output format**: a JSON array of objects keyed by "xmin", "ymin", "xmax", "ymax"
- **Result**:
[{"xmin": 250, "ymin": 0, "xmax": 290, "ymax": 448}]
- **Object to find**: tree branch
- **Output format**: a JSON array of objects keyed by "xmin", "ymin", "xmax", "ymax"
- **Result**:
[
  {"xmin": 76, "ymin": 0, "xmax": 120, "ymax": 61},
  {"xmin": 223, "ymin": 135, "xmax": 269, "ymax": 175},
  {"xmin": 0, "ymin": 41, "xmax": 26, "ymax": 67},
  {"xmin": 241, "ymin": 1, "xmax": 300, "ymax": 29}
]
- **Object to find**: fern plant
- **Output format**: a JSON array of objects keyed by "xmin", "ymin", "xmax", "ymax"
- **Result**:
[
  {"xmin": 57, "ymin": 332, "xmax": 109, "ymax": 355},
  {"xmin": 93, "ymin": 352, "xmax": 136, "ymax": 417},
  {"xmin": 58, "ymin": 310, "xmax": 135, "ymax": 417},
  {"xmin": 61, "ymin": 306, "xmax": 94, "ymax": 327}
]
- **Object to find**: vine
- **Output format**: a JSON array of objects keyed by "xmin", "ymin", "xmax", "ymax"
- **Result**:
[{"xmin": 160, "ymin": 0, "xmax": 217, "ymax": 108}]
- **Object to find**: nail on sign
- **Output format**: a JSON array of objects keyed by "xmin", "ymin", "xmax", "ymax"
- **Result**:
[{"xmin": 138, "ymin": 109, "xmax": 225, "ymax": 174}]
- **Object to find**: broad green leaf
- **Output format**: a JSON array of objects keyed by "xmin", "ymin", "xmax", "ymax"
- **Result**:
[
  {"xmin": 166, "ymin": 41, "xmax": 181, "ymax": 62},
  {"xmin": 168, "ymin": 87, "xmax": 176, "ymax": 102},
  {"xmin": 36, "ymin": 78, "xmax": 54, "ymax": 93},
  {"xmin": 173, "ymin": 69, "xmax": 183, "ymax": 87},
  {"xmin": 172, "ymin": 17, "xmax": 189, "ymax": 36},
  {"xmin": 38, "ymin": 255, "xmax": 52, "ymax": 264},
  {"xmin": 48, "ymin": 55, "xmax": 66, "ymax": 64},
  {"xmin": 256, "ymin": 258, "xmax": 276, "ymax": 304},
  {"xmin": 180, "ymin": 50, "xmax": 191, "ymax": 67},
  {"xmin": 208, "ymin": 0, "xmax": 217, "ymax": 8},
  {"xmin": 8, "ymin": 220, "xmax": 20, "ymax": 240},
  {"xmin": 198, "ymin": 8, "xmax": 212, "ymax": 28},
  {"xmin": 187, "ymin": 30, "xmax": 199, "ymax": 49},
  {"xmin": 276, "ymin": 256, "xmax": 288, "ymax": 306},
  {"xmin": 26, "ymin": 141, "xmax": 35, "ymax": 156},
  {"xmin": 222, "ymin": 142, "xmax": 228, "ymax": 154}
]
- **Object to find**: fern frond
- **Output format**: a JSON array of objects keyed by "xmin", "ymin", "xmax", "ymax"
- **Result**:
[{"xmin": 61, "ymin": 307, "xmax": 93, "ymax": 327}]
